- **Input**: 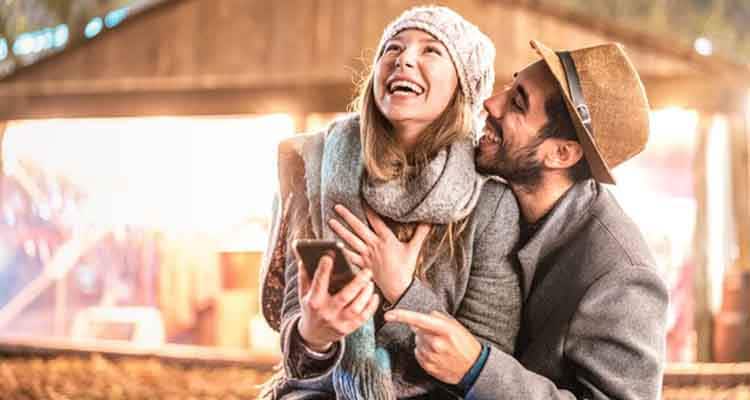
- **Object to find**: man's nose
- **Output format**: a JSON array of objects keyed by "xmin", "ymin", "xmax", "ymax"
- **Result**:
[{"xmin": 483, "ymin": 93, "xmax": 506, "ymax": 117}]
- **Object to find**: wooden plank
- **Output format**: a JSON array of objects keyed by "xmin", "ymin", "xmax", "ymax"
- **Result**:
[
  {"xmin": 315, "ymin": 0, "xmax": 364, "ymax": 83},
  {"xmin": 0, "ymin": 83, "xmax": 355, "ymax": 120},
  {"xmin": 268, "ymin": 0, "xmax": 317, "ymax": 82},
  {"xmin": 487, "ymin": 0, "xmax": 750, "ymax": 84},
  {"xmin": 0, "ymin": 334, "xmax": 279, "ymax": 369},
  {"xmin": 644, "ymin": 78, "xmax": 746, "ymax": 115},
  {"xmin": 0, "ymin": 0, "xmax": 744, "ymax": 119},
  {"xmin": 151, "ymin": 0, "xmax": 200, "ymax": 77},
  {"xmin": 194, "ymin": 0, "xmax": 272, "ymax": 77}
]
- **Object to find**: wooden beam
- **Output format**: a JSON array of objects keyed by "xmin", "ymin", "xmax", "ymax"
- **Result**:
[
  {"xmin": 0, "ymin": 83, "xmax": 356, "ymax": 120},
  {"xmin": 730, "ymin": 112, "xmax": 750, "ymax": 270},
  {"xmin": 486, "ymin": 0, "xmax": 750, "ymax": 84},
  {"xmin": 693, "ymin": 113, "xmax": 713, "ymax": 361},
  {"xmin": 643, "ymin": 77, "xmax": 747, "ymax": 114}
]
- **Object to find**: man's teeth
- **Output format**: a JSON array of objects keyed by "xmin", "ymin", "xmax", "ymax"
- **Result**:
[
  {"xmin": 482, "ymin": 132, "xmax": 499, "ymax": 144},
  {"xmin": 389, "ymin": 80, "xmax": 424, "ymax": 95}
]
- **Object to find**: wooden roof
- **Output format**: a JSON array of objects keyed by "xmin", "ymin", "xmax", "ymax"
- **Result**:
[{"xmin": 1, "ymin": 0, "xmax": 748, "ymax": 120}]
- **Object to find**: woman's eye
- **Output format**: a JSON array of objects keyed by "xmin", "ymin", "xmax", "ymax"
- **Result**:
[
  {"xmin": 385, "ymin": 44, "xmax": 401, "ymax": 53},
  {"xmin": 425, "ymin": 46, "xmax": 442, "ymax": 55}
]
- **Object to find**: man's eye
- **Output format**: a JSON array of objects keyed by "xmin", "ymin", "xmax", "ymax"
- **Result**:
[{"xmin": 512, "ymin": 97, "xmax": 523, "ymax": 111}]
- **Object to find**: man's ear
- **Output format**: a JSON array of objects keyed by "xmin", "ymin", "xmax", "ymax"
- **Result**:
[{"xmin": 542, "ymin": 139, "xmax": 583, "ymax": 169}]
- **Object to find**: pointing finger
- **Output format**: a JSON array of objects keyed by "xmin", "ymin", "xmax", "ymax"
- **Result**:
[{"xmin": 384, "ymin": 309, "xmax": 446, "ymax": 334}]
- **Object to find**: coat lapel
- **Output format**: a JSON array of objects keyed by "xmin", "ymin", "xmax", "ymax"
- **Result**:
[{"xmin": 516, "ymin": 181, "xmax": 600, "ymax": 334}]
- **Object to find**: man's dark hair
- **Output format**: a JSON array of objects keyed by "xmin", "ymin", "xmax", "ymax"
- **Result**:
[{"xmin": 537, "ymin": 92, "xmax": 592, "ymax": 182}]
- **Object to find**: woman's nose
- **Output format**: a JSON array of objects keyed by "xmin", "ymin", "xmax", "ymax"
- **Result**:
[{"xmin": 395, "ymin": 49, "xmax": 416, "ymax": 69}]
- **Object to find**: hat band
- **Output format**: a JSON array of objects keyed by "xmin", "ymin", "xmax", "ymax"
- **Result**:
[{"xmin": 557, "ymin": 51, "xmax": 593, "ymax": 136}]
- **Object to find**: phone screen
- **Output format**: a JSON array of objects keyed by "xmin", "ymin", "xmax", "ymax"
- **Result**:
[{"xmin": 293, "ymin": 239, "xmax": 358, "ymax": 294}]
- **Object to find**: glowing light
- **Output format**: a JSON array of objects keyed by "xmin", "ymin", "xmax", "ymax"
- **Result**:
[
  {"xmin": 33, "ymin": 29, "xmax": 53, "ymax": 53},
  {"xmin": 12, "ymin": 33, "xmax": 35, "ymax": 56},
  {"xmin": 23, "ymin": 240, "xmax": 36, "ymax": 257},
  {"xmin": 71, "ymin": 307, "xmax": 165, "ymax": 347},
  {"xmin": 54, "ymin": 24, "xmax": 69, "ymax": 48},
  {"xmin": 250, "ymin": 314, "xmax": 281, "ymax": 354},
  {"xmin": 0, "ymin": 38, "xmax": 7, "ymax": 60},
  {"xmin": 10, "ymin": 26, "xmax": 66, "ymax": 56},
  {"xmin": 694, "ymin": 37, "xmax": 713, "ymax": 56},
  {"xmin": 648, "ymin": 107, "xmax": 699, "ymax": 152},
  {"xmin": 705, "ymin": 116, "xmax": 730, "ymax": 313},
  {"xmin": 84, "ymin": 17, "xmax": 104, "ymax": 39},
  {"xmin": 105, "ymin": 8, "xmax": 129, "ymax": 29},
  {"xmin": 4, "ymin": 115, "xmax": 295, "ymax": 235}
]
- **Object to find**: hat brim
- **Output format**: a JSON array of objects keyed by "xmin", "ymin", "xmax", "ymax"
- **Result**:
[{"xmin": 530, "ymin": 40, "xmax": 616, "ymax": 184}]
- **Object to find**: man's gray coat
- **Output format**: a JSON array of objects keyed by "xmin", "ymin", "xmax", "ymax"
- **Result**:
[{"xmin": 467, "ymin": 180, "xmax": 669, "ymax": 400}]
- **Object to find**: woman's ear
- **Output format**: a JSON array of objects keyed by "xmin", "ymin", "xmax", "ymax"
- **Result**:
[{"xmin": 542, "ymin": 139, "xmax": 583, "ymax": 170}]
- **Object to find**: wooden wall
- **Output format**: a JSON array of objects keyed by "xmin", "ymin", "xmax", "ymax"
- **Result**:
[{"xmin": 0, "ymin": 0, "xmax": 745, "ymax": 119}]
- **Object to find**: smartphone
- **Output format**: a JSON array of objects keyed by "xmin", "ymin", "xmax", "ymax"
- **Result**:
[{"xmin": 292, "ymin": 239, "xmax": 359, "ymax": 294}]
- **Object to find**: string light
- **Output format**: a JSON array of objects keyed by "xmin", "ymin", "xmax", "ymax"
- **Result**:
[
  {"xmin": 84, "ymin": 17, "xmax": 103, "ymax": 39},
  {"xmin": 694, "ymin": 37, "xmax": 713, "ymax": 56}
]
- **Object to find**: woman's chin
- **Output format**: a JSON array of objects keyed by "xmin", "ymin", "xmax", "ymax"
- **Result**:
[{"xmin": 381, "ymin": 109, "xmax": 423, "ymax": 125}]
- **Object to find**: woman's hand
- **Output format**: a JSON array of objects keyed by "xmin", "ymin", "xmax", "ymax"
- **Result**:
[
  {"xmin": 328, "ymin": 204, "xmax": 431, "ymax": 304},
  {"xmin": 297, "ymin": 255, "xmax": 380, "ymax": 352}
]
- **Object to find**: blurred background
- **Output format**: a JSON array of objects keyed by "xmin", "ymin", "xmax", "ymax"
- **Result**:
[{"xmin": 0, "ymin": 0, "xmax": 748, "ymax": 398}]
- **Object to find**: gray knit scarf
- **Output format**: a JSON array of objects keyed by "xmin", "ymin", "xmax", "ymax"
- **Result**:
[{"xmin": 301, "ymin": 115, "xmax": 488, "ymax": 400}]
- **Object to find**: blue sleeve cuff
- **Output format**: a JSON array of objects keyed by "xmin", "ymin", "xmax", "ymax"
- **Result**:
[{"xmin": 444, "ymin": 342, "xmax": 490, "ymax": 397}]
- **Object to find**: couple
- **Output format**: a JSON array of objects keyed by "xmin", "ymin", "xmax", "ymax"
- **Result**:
[{"xmin": 260, "ymin": 6, "xmax": 667, "ymax": 400}]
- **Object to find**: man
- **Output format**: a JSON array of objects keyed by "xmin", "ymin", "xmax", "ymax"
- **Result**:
[{"xmin": 386, "ymin": 40, "xmax": 669, "ymax": 399}]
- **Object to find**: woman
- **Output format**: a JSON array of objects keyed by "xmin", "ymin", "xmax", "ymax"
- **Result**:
[{"xmin": 260, "ymin": 6, "xmax": 520, "ymax": 399}]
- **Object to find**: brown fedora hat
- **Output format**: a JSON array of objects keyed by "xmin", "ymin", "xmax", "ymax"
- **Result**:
[{"xmin": 530, "ymin": 40, "xmax": 650, "ymax": 184}]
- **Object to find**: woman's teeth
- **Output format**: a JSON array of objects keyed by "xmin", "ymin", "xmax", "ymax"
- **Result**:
[{"xmin": 389, "ymin": 80, "xmax": 424, "ymax": 95}]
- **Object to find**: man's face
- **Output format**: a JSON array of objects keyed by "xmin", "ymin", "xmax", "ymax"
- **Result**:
[{"xmin": 475, "ymin": 61, "xmax": 559, "ymax": 186}]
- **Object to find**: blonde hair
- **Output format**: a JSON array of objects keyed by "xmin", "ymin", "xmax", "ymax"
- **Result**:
[
  {"xmin": 350, "ymin": 68, "xmax": 475, "ymax": 277},
  {"xmin": 353, "ymin": 73, "xmax": 474, "ymax": 181}
]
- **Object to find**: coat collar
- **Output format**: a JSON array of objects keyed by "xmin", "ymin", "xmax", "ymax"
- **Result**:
[{"xmin": 516, "ymin": 179, "xmax": 600, "ymax": 301}]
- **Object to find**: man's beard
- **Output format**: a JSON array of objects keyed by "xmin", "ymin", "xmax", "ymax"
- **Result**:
[{"xmin": 476, "ymin": 137, "xmax": 545, "ymax": 190}]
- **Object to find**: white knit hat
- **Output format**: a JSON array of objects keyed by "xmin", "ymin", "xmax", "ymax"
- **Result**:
[{"xmin": 375, "ymin": 6, "xmax": 496, "ymax": 137}]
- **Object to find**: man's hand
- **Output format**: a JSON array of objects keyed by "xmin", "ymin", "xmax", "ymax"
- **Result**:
[{"xmin": 385, "ymin": 309, "xmax": 482, "ymax": 384}]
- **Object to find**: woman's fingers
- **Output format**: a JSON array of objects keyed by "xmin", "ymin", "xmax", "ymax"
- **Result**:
[
  {"xmin": 364, "ymin": 205, "xmax": 395, "ymax": 240},
  {"xmin": 344, "ymin": 281, "xmax": 374, "ymax": 316},
  {"xmin": 297, "ymin": 260, "xmax": 311, "ymax": 298},
  {"xmin": 328, "ymin": 218, "xmax": 368, "ymax": 253},
  {"xmin": 361, "ymin": 292, "xmax": 380, "ymax": 322},
  {"xmin": 343, "ymin": 248, "xmax": 364, "ymax": 268},
  {"xmin": 334, "ymin": 204, "xmax": 378, "ymax": 244},
  {"xmin": 330, "ymin": 268, "xmax": 373, "ymax": 310},
  {"xmin": 410, "ymin": 223, "xmax": 432, "ymax": 248},
  {"xmin": 308, "ymin": 255, "xmax": 333, "ymax": 300}
]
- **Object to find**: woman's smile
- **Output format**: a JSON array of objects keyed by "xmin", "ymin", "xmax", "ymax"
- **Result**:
[{"xmin": 373, "ymin": 29, "xmax": 458, "ymax": 140}]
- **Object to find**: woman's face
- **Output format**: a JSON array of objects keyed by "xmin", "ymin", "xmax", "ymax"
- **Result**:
[{"xmin": 374, "ymin": 29, "xmax": 459, "ymax": 140}]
